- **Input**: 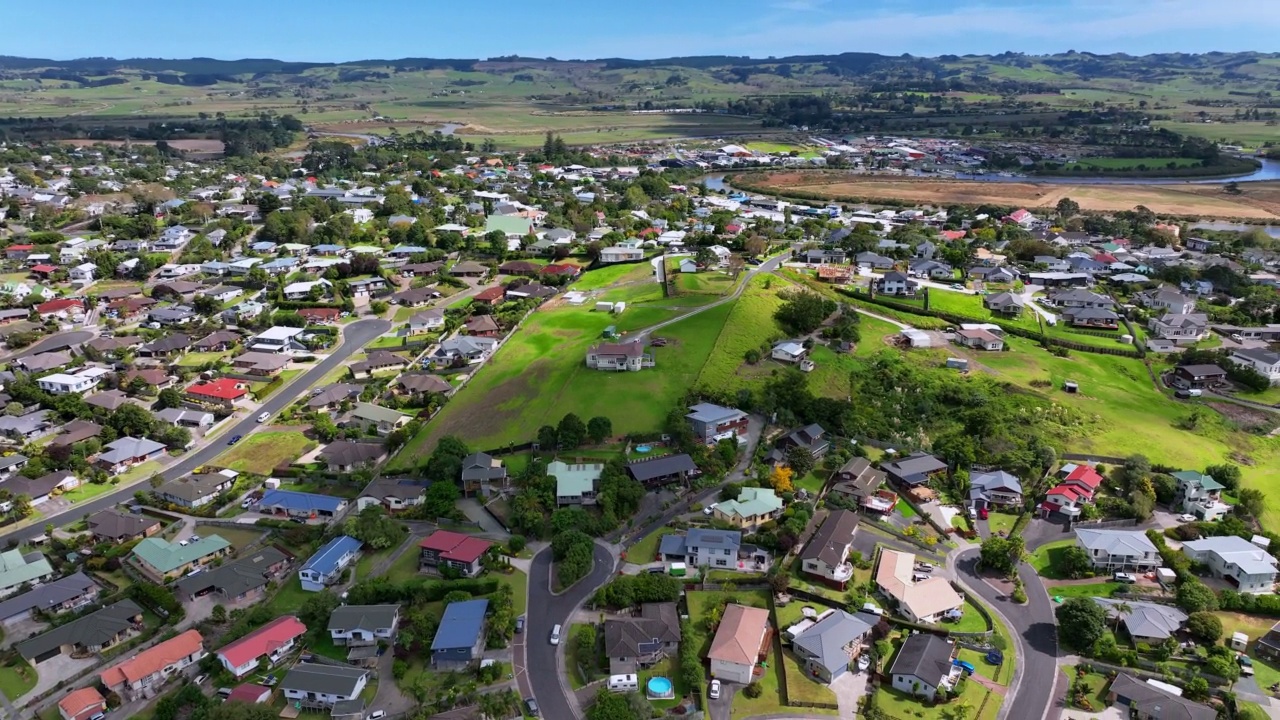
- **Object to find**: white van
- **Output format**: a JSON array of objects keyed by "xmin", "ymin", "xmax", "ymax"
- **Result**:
[
  {"xmin": 550, "ymin": 624, "xmax": 562, "ymax": 645},
  {"xmin": 607, "ymin": 674, "xmax": 638, "ymax": 692}
]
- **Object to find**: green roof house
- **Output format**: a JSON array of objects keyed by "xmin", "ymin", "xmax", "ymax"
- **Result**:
[
  {"xmin": 550, "ymin": 460, "xmax": 604, "ymax": 507},
  {"xmin": 712, "ymin": 487, "xmax": 784, "ymax": 530},
  {"xmin": 0, "ymin": 549, "xmax": 54, "ymax": 596},
  {"xmin": 130, "ymin": 535, "xmax": 231, "ymax": 582},
  {"xmin": 1172, "ymin": 470, "xmax": 1230, "ymax": 521}
]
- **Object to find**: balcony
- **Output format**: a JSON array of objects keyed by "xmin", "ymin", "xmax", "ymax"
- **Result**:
[{"xmin": 830, "ymin": 563, "xmax": 855, "ymax": 582}]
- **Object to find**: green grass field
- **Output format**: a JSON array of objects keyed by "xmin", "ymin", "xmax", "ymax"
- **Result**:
[
  {"xmin": 694, "ymin": 275, "xmax": 791, "ymax": 394},
  {"xmin": 176, "ymin": 351, "xmax": 230, "ymax": 367},
  {"xmin": 1063, "ymin": 157, "xmax": 1204, "ymax": 170},
  {"xmin": 217, "ymin": 431, "xmax": 317, "ymax": 475}
]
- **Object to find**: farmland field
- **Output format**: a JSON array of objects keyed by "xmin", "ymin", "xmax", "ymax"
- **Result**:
[{"xmin": 743, "ymin": 173, "xmax": 1280, "ymax": 219}]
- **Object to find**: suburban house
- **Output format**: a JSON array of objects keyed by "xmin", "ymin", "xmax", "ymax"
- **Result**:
[
  {"xmin": 874, "ymin": 271, "xmax": 918, "ymax": 297},
  {"xmin": 1060, "ymin": 306, "xmax": 1120, "ymax": 329},
  {"xmin": 1148, "ymin": 312, "xmax": 1209, "ymax": 342},
  {"xmin": 185, "ymin": 378, "xmax": 249, "ymax": 407},
  {"xmin": 0, "ymin": 550, "xmax": 55, "ymax": 597},
  {"xmin": 799, "ymin": 510, "xmax": 860, "ymax": 589},
  {"xmin": 349, "ymin": 350, "xmax": 410, "ymax": 377},
  {"xmin": 1172, "ymin": 470, "xmax": 1231, "ymax": 522},
  {"xmin": 983, "ymin": 292, "xmax": 1024, "ymax": 316},
  {"xmin": 625, "ymin": 454, "xmax": 700, "ymax": 486},
  {"xmin": 791, "ymin": 610, "xmax": 879, "ymax": 683},
  {"xmin": 94, "ymin": 437, "xmax": 167, "ymax": 474},
  {"xmin": 328, "ymin": 604, "xmax": 401, "ymax": 646},
  {"xmin": 585, "ymin": 342, "xmax": 653, "ymax": 371},
  {"xmin": 881, "ymin": 452, "xmax": 947, "ymax": 488},
  {"xmin": 355, "ymin": 477, "xmax": 425, "ymax": 513},
  {"xmin": 968, "ymin": 470, "xmax": 1023, "ymax": 509},
  {"xmin": 460, "ymin": 452, "xmax": 508, "ymax": 497},
  {"xmin": 16, "ymin": 599, "xmax": 144, "ymax": 664},
  {"xmin": 712, "ymin": 487, "xmax": 784, "ymax": 530},
  {"xmin": 38, "ymin": 368, "xmax": 109, "ymax": 395},
  {"xmin": 1106, "ymin": 673, "xmax": 1216, "ymax": 720},
  {"xmin": 1170, "ymin": 364, "xmax": 1227, "ymax": 390},
  {"xmin": 346, "ymin": 403, "xmax": 411, "ymax": 436},
  {"xmin": 831, "ymin": 457, "xmax": 893, "ymax": 512},
  {"xmin": 766, "ymin": 425, "xmax": 831, "ymax": 469},
  {"xmin": 409, "ymin": 309, "xmax": 445, "ymax": 334},
  {"xmin": 708, "ymin": 604, "xmax": 771, "ymax": 684},
  {"xmin": 99, "ymin": 629, "xmax": 206, "ymax": 701},
  {"xmin": 58, "ymin": 687, "xmax": 107, "ymax": 720},
  {"xmin": 431, "ymin": 599, "xmax": 489, "ymax": 669},
  {"xmin": 1093, "ymin": 599, "xmax": 1187, "ymax": 642},
  {"xmin": 419, "ymin": 530, "xmax": 493, "ymax": 577},
  {"xmin": 1136, "ymin": 287, "xmax": 1197, "ymax": 315},
  {"xmin": 686, "ymin": 402, "xmax": 750, "ymax": 444},
  {"xmin": 155, "ymin": 408, "xmax": 214, "ymax": 428},
  {"xmin": 156, "ymin": 472, "xmax": 236, "ymax": 509},
  {"xmin": 889, "ymin": 634, "xmax": 960, "ymax": 699},
  {"xmin": 0, "ymin": 571, "xmax": 98, "ymax": 627},
  {"xmin": 258, "ymin": 489, "xmax": 348, "ymax": 520},
  {"xmin": 1182, "ymin": 536, "xmax": 1278, "ymax": 594},
  {"xmin": 875, "ymin": 549, "xmax": 964, "ymax": 623},
  {"xmin": 1257, "ymin": 622, "xmax": 1280, "ymax": 662},
  {"xmin": 431, "ymin": 335, "xmax": 498, "ymax": 367},
  {"xmin": 658, "ymin": 528, "xmax": 770, "ymax": 572},
  {"xmin": 299, "ymin": 536, "xmax": 363, "ymax": 591},
  {"xmin": 550, "ymin": 460, "xmax": 604, "ymax": 506},
  {"xmin": 954, "ymin": 327, "xmax": 1004, "ymax": 351},
  {"xmin": 771, "ymin": 340, "xmax": 808, "ymax": 364},
  {"xmin": 600, "ymin": 246, "xmax": 644, "ymax": 263},
  {"xmin": 87, "ymin": 509, "xmax": 161, "ymax": 543},
  {"xmin": 308, "ymin": 383, "xmax": 364, "ymax": 411},
  {"xmin": 1074, "ymin": 529, "xmax": 1160, "ymax": 571},
  {"xmin": 320, "ymin": 441, "xmax": 388, "ymax": 473},
  {"xmin": 129, "ymin": 535, "xmax": 232, "ymax": 582},
  {"xmin": 603, "ymin": 602, "xmax": 681, "ymax": 675},
  {"xmin": 248, "ymin": 326, "xmax": 307, "ymax": 354},
  {"xmin": 397, "ymin": 373, "xmax": 453, "ymax": 396},
  {"xmin": 281, "ymin": 664, "xmax": 370, "ymax": 709},
  {"xmin": 216, "ymin": 615, "xmax": 306, "ymax": 677},
  {"xmin": 855, "ymin": 251, "xmax": 894, "ymax": 269},
  {"xmin": 231, "ymin": 352, "xmax": 291, "ymax": 376},
  {"xmin": 1231, "ymin": 348, "xmax": 1280, "ymax": 385},
  {"xmin": 173, "ymin": 546, "xmax": 290, "ymax": 605}
]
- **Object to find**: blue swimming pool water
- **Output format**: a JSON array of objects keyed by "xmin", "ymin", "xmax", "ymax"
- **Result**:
[
  {"xmin": 647, "ymin": 677, "xmax": 673, "ymax": 695},
  {"xmin": 635, "ymin": 445, "xmax": 652, "ymax": 453}
]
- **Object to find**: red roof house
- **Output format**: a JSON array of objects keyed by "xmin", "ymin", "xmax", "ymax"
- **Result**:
[
  {"xmin": 1063, "ymin": 464, "xmax": 1103, "ymax": 492},
  {"xmin": 58, "ymin": 687, "xmax": 106, "ymax": 720},
  {"xmin": 940, "ymin": 230, "xmax": 967, "ymax": 241},
  {"xmin": 298, "ymin": 307, "xmax": 341, "ymax": 323},
  {"xmin": 472, "ymin": 286, "xmax": 506, "ymax": 305},
  {"xmin": 36, "ymin": 298, "xmax": 84, "ymax": 316},
  {"xmin": 226, "ymin": 684, "xmax": 271, "ymax": 705},
  {"xmin": 216, "ymin": 616, "xmax": 307, "ymax": 677},
  {"xmin": 541, "ymin": 263, "xmax": 581, "ymax": 278},
  {"xmin": 186, "ymin": 378, "xmax": 249, "ymax": 403},
  {"xmin": 419, "ymin": 530, "xmax": 493, "ymax": 577},
  {"xmin": 724, "ymin": 224, "xmax": 743, "ymax": 235},
  {"xmin": 31, "ymin": 264, "xmax": 59, "ymax": 276}
]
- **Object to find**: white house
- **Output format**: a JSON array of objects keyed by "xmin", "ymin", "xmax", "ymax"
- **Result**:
[
  {"xmin": 37, "ymin": 367, "xmax": 110, "ymax": 395},
  {"xmin": 889, "ymin": 634, "xmax": 960, "ymax": 699},
  {"xmin": 281, "ymin": 664, "xmax": 370, "ymax": 708},
  {"xmin": 771, "ymin": 341, "xmax": 807, "ymax": 363},
  {"xmin": 600, "ymin": 246, "xmax": 644, "ymax": 263},
  {"xmin": 327, "ymin": 604, "xmax": 401, "ymax": 646},
  {"xmin": 1182, "ymin": 536, "xmax": 1278, "ymax": 594},
  {"xmin": 283, "ymin": 279, "xmax": 333, "ymax": 301},
  {"xmin": 1231, "ymin": 348, "xmax": 1280, "ymax": 385},
  {"xmin": 1074, "ymin": 529, "xmax": 1160, "ymax": 571},
  {"xmin": 708, "ymin": 604, "xmax": 769, "ymax": 684},
  {"xmin": 874, "ymin": 271, "xmax": 917, "ymax": 297},
  {"xmin": 69, "ymin": 263, "xmax": 96, "ymax": 282},
  {"xmin": 346, "ymin": 208, "xmax": 375, "ymax": 224}
]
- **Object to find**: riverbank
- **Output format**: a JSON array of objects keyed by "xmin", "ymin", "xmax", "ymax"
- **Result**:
[{"xmin": 1031, "ymin": 156, "xmax": 1261, "ymax": 181}]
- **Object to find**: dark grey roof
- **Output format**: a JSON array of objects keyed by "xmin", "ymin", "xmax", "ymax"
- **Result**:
[
  {"xmin": 397, "ymin": 373, "xmax": 452, "ymax": 394},
  {"xmin": 87, "ymin": 509, "xmax": 160, "ymax": 540},
  {"xmin": 888, "ymin": 633, "xmax": 953, "ymax": 686},
  {"xmin": 175, "ymin": 546, "xmax": 288, "ymax": 599},
  {"xmin": 882, "ymin": 452, "xmax": 946, "ymax": 484},
  {"xmin": 800, "ymin": 510, "xmax": 858, "ymax": 567},
  {"xmin": 1106, "ymin": 673, "xmax": 1216, "ymax": 720},
  {"xmin": 322, "ymin": 441, "xmax": 387, "ymax": 467},
  {"xmin": 603, "ymin": 603, "xmax": 681, "ymax": 658},
  {"xmin": 358, "ymin": 477, "xmax": 424, "ymax": 502},
  {"xmin": 327, "ymin": 604, "xmax": 401, "ymax": 632},
  {"xmin": 280, "ymin": 663, "xmax": 369, "ymax": 696},
  {"xmin": 0, "ymin": 571, "xmax": 97, "ymax": 621},
  {"xmin": 308, "ymin": 383, "xmax": 362, "ymax": 409},
  {"xmin": 460, "ymin": 452, "xmax": 506, "ymax": 482},
  {"xmin": 626, "ymin": 454, "xmax": 697, "ymax": 483},
  {"xmin": 140, "ymin": 333, "xmax": 191, "ymax": 353},
  {"xmin": 15, "ymin": 599, "xmax": 143, "ymax": 661},
  {"xmin": 792, "ymin": 610, "xmax": 878, "ymax": 675},
  {"xmin": 49, "ymin": 420, "xmax": 102, "ymax": 447}
]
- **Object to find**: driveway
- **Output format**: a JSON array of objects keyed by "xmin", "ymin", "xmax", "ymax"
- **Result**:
[
  {"xmin": 706, "ymin": 680, "xmax": 739, "ymax": 720},
  {"xmin": 20, "ymin": 652, "xmax": 99, "ymax": 703},
  {"xmin": 830, "ymin": 670, "xmax": 866, "ymax": 718},
  {"xmin": 0, "ymin": 318, "xmax": 391, "ymax": 547},
  {"xmin": 525, "ymin": 541, "xmax": 616, "ymax": 720},
  {"xmin": 459, "ymin": 498, "xmax": 508, "ymax": 536}
]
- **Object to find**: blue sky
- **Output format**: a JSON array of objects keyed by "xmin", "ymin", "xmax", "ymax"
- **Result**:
[{"xmin": 8, "ymin": 0, "xmax": 1279, "ymax": 62}]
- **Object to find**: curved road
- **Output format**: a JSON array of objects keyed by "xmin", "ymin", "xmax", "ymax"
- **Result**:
[
  {"xmin": 954, "ymin": 550, "xmax": 1060, "ymax": 720},
  {"xmin": 525, "ymin": 542, "xmax": 617, "ymax": 720},
  {"xmin": 0, "ymin": 318, "xmax": 391, "ymax": 546}
]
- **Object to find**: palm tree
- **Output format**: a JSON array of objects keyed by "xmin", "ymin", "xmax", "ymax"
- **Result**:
[{"xmin": 1111, "ymin": 601, "xmax": 1132, "ymax": 634}]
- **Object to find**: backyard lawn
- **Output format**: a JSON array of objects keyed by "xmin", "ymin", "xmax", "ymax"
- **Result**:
[
  {"xmin": 874, "ymin": 678, "xmax": 998, "ymax": 720},
  {"xmin": 627, "ymin": 527, "xmax": 676, "ymax": 564},
  {"xmin": 203, "ymin": 526, "xmax": 267, "ymax": 553},
  {"xmin": 267, "ymin": 575, "xmax": 312, "ymax": 615},
  {"xmin": 985, "ymin": 511, "xmax": 1019, "ymax": 537},
  {"xmin": 218, "ymin": 431, "xmax": 317, "ymax": 475},
  {"xmin": 1028, "ymin": 539, "xmax": 1078, "ymax": 579},
  {"xmin": 0, "ymin": 658, "xmax": 36, "ymax": 701},
  {"xmin": 946, "ymin": 599, "xmax": 991, "ymax": 633},
  {"xmin": 176, "ymin": 351, "xmax": 230, "ymax": 367},
  {"xmin": 384, "ymin": 544, "xmax": 423, "ymax": 583}
]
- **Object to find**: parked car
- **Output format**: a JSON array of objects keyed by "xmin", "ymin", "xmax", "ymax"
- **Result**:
[
  {"xmin": 241, "ymin": 497, "xmax": 255, "ymax": 509},
  {"xmin": 228, "ymin": 434, "xmax": 243, "ymax": 445},
  {"xmin": 257, "ymin": 411, "xmax": 271, "ymax": 423},
  {"xmin": 515, "ymin": 616, "xmax": 525, "ymax": 634},
  {"xmin": 1113, "ymin": 572, "xmax": 1137, "ymax": 584},
  {"xmin": 194, "ymin": 674, "xmax": 208, "ymax": 685},
  {"xmin": 709, "ymin": 679, "xmax": 721, "ymax": 700},
  {"xmin": 978, "ymin": 507, "xmax": 989, "ymax": 520},
  {"xmin": 857, "ymin": 654, "xmax": 872, "ymax": 672},
  {"xmin": 1177, "ymin": 514, "xmax": 1198, "ymax": 523},
  {"xmin": 953, "ymin": 660, "xmax": 976, "ymax": 675},
  {"xmin": 703, "ymin": 503, "xmax": 718, "ymax": 516},
  {"xmin": 914, "ymin": 562, "xmax": 934, "ymax": 572},
  {"xmin": 525, "ymin": 698, "xmax": 539, "ymax": 717},
  {"xmin": 367, "ymin": 711, "xmax": 387, "ymax": 720}
]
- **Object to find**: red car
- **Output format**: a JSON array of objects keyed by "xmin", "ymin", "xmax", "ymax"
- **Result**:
[{"xmin": 978, "ymin": 507, "xmax": 989, "ymax": 520}]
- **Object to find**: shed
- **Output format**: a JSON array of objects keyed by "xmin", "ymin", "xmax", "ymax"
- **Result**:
[
  {"xmin": 1231, "ymin": 632, "xmax": 1249, "ymax": 651},
  {"xmin": 1156, "ymin": 567, "xmax": 1177, "ymax": 587},
  {"xmin": 901, "ymin": 329, "xmax": 932, "ymax": 348},
  {"xmin": 1063, "ymin": 380, "xmax": 1079, "ymax": 393},
  {"xmin": 945, "ymin": 358, "xmax": 968, "ymax": 371},
  {"xmin": 596, "ymin": 302, "xmax": 615, "ymax": 312},
  {"xmin": 613, "ymin": 302, "xmax": 626, "ymax": 314}
]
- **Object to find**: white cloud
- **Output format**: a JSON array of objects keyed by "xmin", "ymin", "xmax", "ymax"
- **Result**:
[{"xmin": 569, "ymin": 0, "xmax": 1280, "ymax": 59}]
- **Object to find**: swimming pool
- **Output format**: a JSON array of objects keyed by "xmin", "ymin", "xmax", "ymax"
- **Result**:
[
  {"xmin": 646, "ymin": 676, "xmax": 673, "ymax": 698},
  {"xmin": 635, "ymin": 445, "xmax": 652, "ymax": 453}
]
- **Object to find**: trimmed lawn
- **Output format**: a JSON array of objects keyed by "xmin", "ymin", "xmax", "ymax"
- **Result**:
[
  {"xmin": 1047, "ymin": 582, "xmax": 1126, "ymax": 600},
  {"xmin": 58, "ymin": 480, "xmax": 119, "ymax": 505},
  {"xmin": 985, "ymin": 511, "xmax": 1019, "ymax": 537},
  {"xmin": 674, "ymin": 270, "xmax": 736, "ymax": 297},
  {"xmin": 0, "ymin": 658, "xmax": 35, "ymax": 701},
  {"xmin": 395, "ymin": 295, "xmax": 725, "ymax": 465},
  {"xmin": 205, "ymin": 526, "xmax": 266, "ymax": 553},
  {"xmin": 385, "ymin": 545, "xmax": 423, "ymax": 583},
  {"xmin": 1028, "ymin": 539, "xmax": 1078, "ymax": 579},
  {"xmin": 495, "ymin": 568, "xmax": 528, "ymax": 616},
  {"xmin": 695, "ymin": 274, "xmax": 792, "ymax": 395},
  {"xmin": 1062, "ymin": 665, "xmax": 1110, "ymax": 710},
  {"xmin": 874, "ymin": 678, "xmax": 996, "ymax": 720},
  {"xmin": 896, "ymin": 502, "xmax": 918, "ymax": 519},
  {"xmin": 267, "ymin": 575, "xmax": 312, "ymax": 615},
  {"xmin": 795, "ymin": 471, "xmax": 827, "ymax": 496},
  {"xmin": 639, "ymin": 656, "xmax": 687, "ymax": 711},
  {"xmin": 177, "ymin": 351, "xmax": 230, "ymax": 367},
  {"xmin": 217, "ymin": 431, "xmax": 317, "ymax": 475},
  {"xmin": 946, "ymin": 599, "xmax": 991, "ymax": 633},
  {"xmin": 958, "ymin": 647, "xmax": 1006, "ymax": 686},
  {"xmin": 628, "ymin": 527, "xmax": 676, "ymax": 564},
  {"xmin": 779, "ymin": 650, "xmax": 839, "ymax": 709}
]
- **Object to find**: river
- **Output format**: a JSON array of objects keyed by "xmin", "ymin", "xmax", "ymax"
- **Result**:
[{"xmin": 702, "ymin": 158, "xmax": 1280, "ymax": 192}]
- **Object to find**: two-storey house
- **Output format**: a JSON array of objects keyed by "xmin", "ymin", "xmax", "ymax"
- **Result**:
[
  {"xmin": 99, "ymin": 629, "xmax": 205, "ymax": 701},
  {"xmin": 1074, "ymin": 529, "xmax": 1160, "ymax": 571},
  {"xmin": 1182, "ymin": 536, "xmax": 1278, "ymax": 594},
  {"xmin": 1171, "ymin": 470, "xmax": 1231, "ymax": 521},
  {"xmin": 799, "ymin": 510, "xmax": 859, "ymax": 589}
]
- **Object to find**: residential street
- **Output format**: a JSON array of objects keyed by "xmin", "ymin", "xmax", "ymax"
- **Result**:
[
  {"xmin": 525, "ymin": 541, "xmax": 616, "ymax": 720},
  {"xmin": 0, "ymin": 318, "xmax": 391, "ymax": 547}
]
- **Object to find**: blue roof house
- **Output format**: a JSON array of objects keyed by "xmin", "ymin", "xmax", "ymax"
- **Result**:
[
  {"xmin": 258, "ymin": 489, "xmax": 348, "ymax": 519},
  {"xmin": 431, "ymin": 599, "xmax": 489, "ymax": 669},
  {"xmin": 299, "ymin": 535, "xmax": 363, "ymax": 592}
]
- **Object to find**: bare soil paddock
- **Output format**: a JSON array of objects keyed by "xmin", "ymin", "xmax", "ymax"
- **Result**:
[{"xmin": 752, "ymin": 172, "xmax": 1280, "ymax": 219}]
